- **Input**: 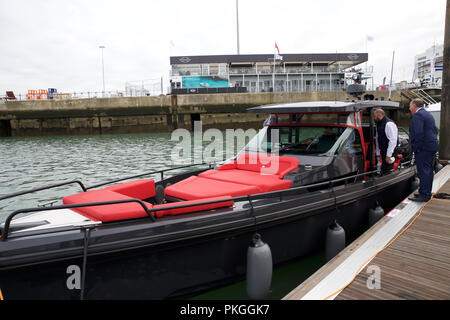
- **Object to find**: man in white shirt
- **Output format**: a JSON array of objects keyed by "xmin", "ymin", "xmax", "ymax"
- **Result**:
[{"xmin": 373, "ymin": 108, "xmax": 398, "ymax": 174}]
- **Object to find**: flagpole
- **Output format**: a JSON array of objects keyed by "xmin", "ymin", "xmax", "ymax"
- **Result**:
[
  {"xmin": 273, "ymin": 42, "xmax": 276, "ymax": 92},
  {"xmin": 388, "ymin": 50, "xmax": 395, "ymax": 100}
]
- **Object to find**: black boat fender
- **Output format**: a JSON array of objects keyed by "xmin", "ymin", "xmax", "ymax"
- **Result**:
[
  {"xmin": 325, "ymin": 220, "xmax": 346, "ymax": 262},
  {"xmin": 411, "ymin": 176, "xmax": 420, "ymax": 192},
  {"xmin": 434, "ymin": 160, "xmax": 443, "ymax": 173},
  {"xmin": 369, "ymin": 203, "xmax": 385, "ymax": 227},
  {"xmin": 246, "ymin": 233, "xmax": 272, "ymax": 300}
]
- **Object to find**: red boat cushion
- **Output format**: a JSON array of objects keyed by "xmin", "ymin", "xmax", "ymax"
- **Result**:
[
  {"xmin": 105, "ymin": 179, "xmax": 156, "ymax": 199},
  {"xmin": 152, "ymin": 196, "xmax": 234, "ymax": 218},
  {"xmin": 219, "ymin": 153, "xmax": 299, "ymax": 178},
  {"xmin": 164, "ymin": 176, "xmax": 262, "ymax": 200},
  {"xmin": 63, "ymin": 189, "xmax": 152, "ymax": 222},
  {"xmin": 63, "ymin": 189, "xmax": 233, "ymax": 222},
  {"xmin": 199, "ymin": 169, "xmax": 292, "ymax": 192}
]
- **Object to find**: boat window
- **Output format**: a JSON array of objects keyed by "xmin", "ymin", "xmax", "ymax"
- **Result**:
[
  {"xmin": 337, "ymin": 128, "xmax": 364, "ymax": 156},
  {"xmin": 243, "ymin": 125, "xmax": 362, "ymax": 155},
  {"xmin": 267, "ymin": 113, "xmax": 350, "ymax": 126},
  {"xmin": 243, "ymin": 126, "xmax": 270, "ymax": 153},
  {"xmin": 275, "ymin": 126, "xmax": 349, "ymax": 154}
]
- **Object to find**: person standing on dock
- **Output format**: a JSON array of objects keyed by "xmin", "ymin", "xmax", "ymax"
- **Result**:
[
  {"xmin": 373, "ymin": 108, "xmax": 398, "ymax": 175},
  {"xmin": 408, "ymin": 98, "xmax": 439, "ymax": 202}
]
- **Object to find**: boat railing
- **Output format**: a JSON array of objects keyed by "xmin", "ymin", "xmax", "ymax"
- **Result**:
[
  {"xmin": 145, "ymin": 165, "xmax": 412, "ymax": 217},
  {"xmin": 85, "ymin": 162, "xmax": 213, "ymax": 190},
  {"xmin": 0, "ymin": 163, "xmax": 213, "ymax": 203},
  {"xmin": 0, "ymin": 180, "xmax": 88, "ymax": 202},
  {"xmin": 1, "ymin": 198, "xmax": 156, "ymax": 241},
  {"xmin": 1, "ymin": 163, "xmax": 414, "ymax": 241}
]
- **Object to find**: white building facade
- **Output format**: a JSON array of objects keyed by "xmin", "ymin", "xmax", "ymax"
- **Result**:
[{"xmin": 413, "ymin": 44, "xmax": 443, "ymax": 87}]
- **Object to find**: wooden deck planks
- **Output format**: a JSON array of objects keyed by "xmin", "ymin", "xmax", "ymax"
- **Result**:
[
  {"xmin": 336, "ymin": 179, "xmax": 450, "ymax": 300},
  {"xmin": 282, "ymin": 214, "xmax": 394, "ymax": 300}
]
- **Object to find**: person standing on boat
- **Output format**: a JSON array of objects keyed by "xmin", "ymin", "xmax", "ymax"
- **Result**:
[
  {"xmin": 408, "ymin": 98, "xmax": 439, "ymax": 202},
  {"xmin": 373, "ymin": 108, "xmax": 398, "ymax": 175}
]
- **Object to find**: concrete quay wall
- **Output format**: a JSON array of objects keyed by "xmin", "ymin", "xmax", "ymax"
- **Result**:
[{"xmin": 0, "ymin": 90, "xmax": 408, "ymax": 136}]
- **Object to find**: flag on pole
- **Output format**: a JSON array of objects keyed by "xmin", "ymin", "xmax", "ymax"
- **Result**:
[{"xmin": 274, "ymin": 42, "xmax": 283, "ymax": 60}]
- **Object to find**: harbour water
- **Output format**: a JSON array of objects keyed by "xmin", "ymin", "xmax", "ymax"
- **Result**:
[
  {"xmin": 0, "ymin": 133, "xmax": 178, "ymax": 221},
  {"xmin": 0, "ymin": 132, "xmax": 327, "ymax": 299}
]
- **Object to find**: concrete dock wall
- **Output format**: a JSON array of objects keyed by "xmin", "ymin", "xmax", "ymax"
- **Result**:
[{"xmin": 0, "ymin": 90, "xmax": 409, "ymax": 136}]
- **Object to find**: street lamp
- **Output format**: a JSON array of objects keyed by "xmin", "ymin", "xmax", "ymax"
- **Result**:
[
  {"xmin": 99, "ymin": 45, "xmax": 106, "ymax": 96},
  {"xmin": 236, "ymin": 0, "xmax": 240, "ymax": 55}
]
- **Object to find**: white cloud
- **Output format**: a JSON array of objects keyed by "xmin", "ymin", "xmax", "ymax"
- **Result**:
[{"xmin": 0, "ymin": 0, "xmax": 446, "ymax": 95}]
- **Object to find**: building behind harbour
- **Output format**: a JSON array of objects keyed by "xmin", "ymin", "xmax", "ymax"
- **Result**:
[{"xmin": 169, "ymin": 53, "xmax": 369, "ymax": 94}]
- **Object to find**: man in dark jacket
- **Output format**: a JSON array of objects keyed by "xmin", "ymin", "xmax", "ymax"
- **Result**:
[{"xmin": 408, "ymin": 98, "xmax": 439, "ymax": 202}]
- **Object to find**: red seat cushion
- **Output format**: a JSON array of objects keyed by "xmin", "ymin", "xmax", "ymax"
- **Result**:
[
  {"xmin": 220, "ymin": 153, "xmax": 299, "ymax": 178},
  {"xmin": 199, "ymin": 169, "xmax": 292, "ymax": 192},
  {"xmin": 63, "ymin": 189, "xmax": 152, "ymax": 222},
  {"xmin": 105, "ymin": 179, "xmax": 156, "ymax": 199},
  {"xmin": 164, "ymin": 176, "xmax": 262, "ymax": 200},
  {"xmin": 152, "ymin": 196, "xmax": 233, "ymax": 218}
]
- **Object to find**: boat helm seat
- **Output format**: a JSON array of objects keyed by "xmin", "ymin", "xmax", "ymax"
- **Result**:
[{"xmin": 226, "ymin": 153, "xmax": 300, "ymax": 178}]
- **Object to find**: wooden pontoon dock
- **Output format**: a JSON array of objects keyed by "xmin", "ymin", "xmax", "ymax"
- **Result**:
[{"xmin": 284, "ymin": 165, "xmax": 450, "ymax": 300}]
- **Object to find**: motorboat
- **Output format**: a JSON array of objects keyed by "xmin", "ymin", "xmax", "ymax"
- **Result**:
[
  {"xmin": 425, "ymin": 102, "xmax": 441, "ymax": 130},
  {"xmin": 0, "ymin": 99, "xmax": 417, "ymax": 300}
]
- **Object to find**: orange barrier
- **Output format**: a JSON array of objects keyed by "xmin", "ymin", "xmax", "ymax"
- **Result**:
[{"xmin": 27, "ymin": 89, "xmax": 48, "ymax": 100}]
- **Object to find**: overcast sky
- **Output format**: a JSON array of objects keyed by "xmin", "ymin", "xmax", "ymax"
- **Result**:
[{"xmin": 0, "ymin": 0, "xmax": 446, "ymax": 95}]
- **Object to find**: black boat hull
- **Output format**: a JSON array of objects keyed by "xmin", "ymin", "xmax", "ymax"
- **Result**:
[{"xmin": 0, "ymin": 168, "xmax": 415, "ymax": 300}]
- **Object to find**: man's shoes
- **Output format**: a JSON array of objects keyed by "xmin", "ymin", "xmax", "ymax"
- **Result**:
[
  {"xmin": 408, "ymin": 195, "xmax": 431, "ymax": 202},
  {"xmin": 414, "ymin": 192, "xmax": 434, "ymax": 197}
]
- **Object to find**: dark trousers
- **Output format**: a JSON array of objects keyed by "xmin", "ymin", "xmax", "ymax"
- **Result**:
[
  {"xmin": 415, "ymin": 151, "xmax": 435, "ymax": 198},
  {"xmin": 380, "ymin": 152, "xmax": 393, "ymax": 175}
]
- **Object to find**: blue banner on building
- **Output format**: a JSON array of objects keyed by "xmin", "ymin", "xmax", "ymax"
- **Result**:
[{"xmin": 182, "ymin": 76, "xmax": 230, "ymax": 88}]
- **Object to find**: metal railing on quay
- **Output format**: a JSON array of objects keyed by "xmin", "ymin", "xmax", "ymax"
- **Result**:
[{"xmin": 0, "ymin": 90, "xmax": 167, "ymax": 101}]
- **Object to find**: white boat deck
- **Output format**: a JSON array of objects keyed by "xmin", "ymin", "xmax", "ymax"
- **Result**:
[{"xmin": 8, "ymin": 208, "xmax": 100, "ymax": 233}]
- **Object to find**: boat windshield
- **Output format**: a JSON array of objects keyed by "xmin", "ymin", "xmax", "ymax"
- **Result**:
[{"xmin": 242, "ymin": 125, "xmax": 356, "ymax": 155}]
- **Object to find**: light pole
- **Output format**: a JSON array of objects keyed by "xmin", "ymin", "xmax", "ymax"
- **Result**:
[
  {"xmin": 236, "ymin": 0, "xmax": 240, "ymax": 55},
  {"xmin": 99, "ymin": 45, "xmax": 106, "ymax": 96}
]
